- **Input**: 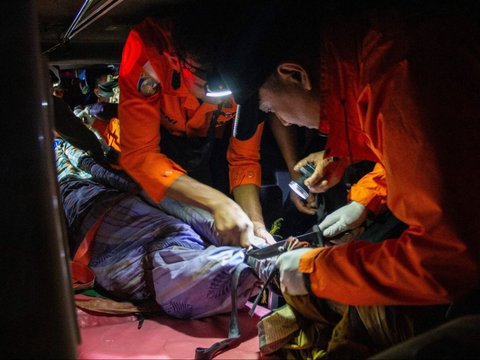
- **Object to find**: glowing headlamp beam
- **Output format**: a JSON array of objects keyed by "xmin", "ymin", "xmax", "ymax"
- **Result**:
[{"xmin": 206, "ymin": 89, "xmax": 232, "ymax": 97}]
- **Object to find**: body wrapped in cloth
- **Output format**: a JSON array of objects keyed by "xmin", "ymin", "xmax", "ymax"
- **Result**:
[{"xmin": 55, "ymin": 139, "xmax": 260, "ymax": 319}]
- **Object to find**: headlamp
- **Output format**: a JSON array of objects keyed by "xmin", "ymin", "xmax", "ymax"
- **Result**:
[
  {"xmin": 205, "ymin": 72, "xmax": 232, "ymax": 98},
  {"xmin": 180, "ymin": 57, "xmax": 232, "ymax": 98}
]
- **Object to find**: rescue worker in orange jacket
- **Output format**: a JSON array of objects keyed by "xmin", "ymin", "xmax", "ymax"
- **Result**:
[
  {"xmin": 118, "ymin": 14, "xmax": 275, "ymax": 248},
  {"xmin": 272, "ymin": 9, "xmax": 480, "ymax": 305},
  {"xmin": 298, "ymin": 158, "xmax": 387, "ymax": 238},
  {"xmin": 269, "ymin": 113, "xmax": 386, "ymax": 239},
  {"xmin": 215, "ymin": 1, "xmax": 480, "ymax": 354}
]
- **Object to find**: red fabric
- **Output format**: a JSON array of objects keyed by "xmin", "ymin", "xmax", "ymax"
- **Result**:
[
  {"xmin": 300, "ymin": 10, "xmax": 480, "ymax": 305},
  {"xmin": 70, "ymin": 261, "xmax": 95, "ymax": 290},
  {"xmin": 76, "ymin": 300, "xmax": 269, "ymax": 359},
  {"xmin": 70, "ymin": 213, "xmax": 106, "ymax": 289}
]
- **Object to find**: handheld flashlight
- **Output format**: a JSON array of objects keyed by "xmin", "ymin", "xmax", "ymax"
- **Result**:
[{"xmin": 288, "ymin": 162, "xmax": 316, "ymax": 200}]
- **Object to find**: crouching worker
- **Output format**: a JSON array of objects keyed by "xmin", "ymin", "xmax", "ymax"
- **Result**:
[
  {"xmin": 55, "ymin": 138, "xmax": 261, "ymax": 319},
  {"xmin": 117, "ymin": 3, "xmax": 275, "ymax": 249},
  {"xmin": 214, "ymin": 1, "xmax": 480, "ymax": 358}
]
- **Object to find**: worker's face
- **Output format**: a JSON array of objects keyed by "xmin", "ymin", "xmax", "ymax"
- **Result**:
[
  {"xmin": 95, "ymin": 74, "xmax": 117, "ymax": 103},
  {"xmin": 258, "ymin": 63, "xmax": 320, "ymax": 129},
  {"xmin": 180, "ymin": 57, "xmax": 223, "ymax": 105}
]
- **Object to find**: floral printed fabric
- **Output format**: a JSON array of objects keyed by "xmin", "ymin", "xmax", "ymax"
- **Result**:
[{"xmin": 55, "ymin": 139, "xmax": 260, "ymax": 319}]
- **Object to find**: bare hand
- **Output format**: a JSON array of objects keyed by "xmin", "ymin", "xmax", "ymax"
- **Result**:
[
  {"xmin": 253, "ymin": 225, "xmax": 277, "ymax": 245},
  {"xmin": 212, "ymin": 201, "xmax": 254, "ymax": 248},
  {"xmin": 294, "ymin": 151, "xmax": 349, "ymax": 193},
  {"xmin": 289, "ymin": 170, "xmax": 317, "ymax": 215},
  {"xmin": 289, "ymin": 191, "xmax": 317, "ymax": 215},
  {"xmin": 285, "ymin": 236, "xmax": 310, "ymax": 250}
]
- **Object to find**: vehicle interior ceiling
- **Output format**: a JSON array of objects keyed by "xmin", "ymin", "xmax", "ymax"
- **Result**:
[
  {"xmin": 36, "ymin": 0, "xmax": 357, "ymax": 70},
  {"xmin": 38, "ymin": 0, "xmax": 198, "ymax": 102},
  {"xmin": 39, "ymin": 0, "xmax": 183, "ymax": 67},
  {"xmin": 36, "ymin": 0, "xmax": 415, "ymax": 97}
]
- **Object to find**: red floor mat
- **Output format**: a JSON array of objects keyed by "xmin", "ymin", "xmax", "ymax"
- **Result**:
[{"xmin": 76, "ymin": 301, "xmax": 271, "ymax": 359}]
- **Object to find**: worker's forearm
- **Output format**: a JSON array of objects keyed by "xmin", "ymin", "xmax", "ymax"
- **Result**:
[
  {"xmin": 166, "ymin": 174, "xmax": 233, "ymax": 211},
  {"xmin": 232, "ymin": 184, "xmax": 265, "ymax": 227},
  {"xmin": 167, "ymin": 174, "xmax": 257, "ymax": 248}
]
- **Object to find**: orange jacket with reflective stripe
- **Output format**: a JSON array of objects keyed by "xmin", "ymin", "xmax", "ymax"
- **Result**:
[
  {"xmin": 300, "ymin": 10, "xmax": 480, "ymax": 305},
  {"xmin": 118, "ymin": 17, "xmax": 263, "ymax": 202}
]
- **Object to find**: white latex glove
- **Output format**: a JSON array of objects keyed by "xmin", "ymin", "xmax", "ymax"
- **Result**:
[
  {"xmin": 275, "ymin": 248, "xmax": 313, "ymax": 296},
  {"xmin": 319, "ymin": 201, "xmax": 368, "ymax": 238}
]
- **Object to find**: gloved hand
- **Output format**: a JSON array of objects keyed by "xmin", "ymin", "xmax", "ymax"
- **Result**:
[
  {"xmin": 73, "ymin": 107, "xmax": 95, "ymax": 125},
  {"xmin": 275, "ymin": 247, "xmax": 313, "ymax": 296},
  {"xmin": 319, "ymin": 201, "xmax": 368, "ymax": 238}
]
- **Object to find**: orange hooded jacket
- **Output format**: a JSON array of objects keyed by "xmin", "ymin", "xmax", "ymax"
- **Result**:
[
  {"xmin": 299, "ymin": 10, "xmax": 480, "ymax": 305},
  {"xmin": 118, "ymin": 17, "xmax": 263, "ymax": 202}
]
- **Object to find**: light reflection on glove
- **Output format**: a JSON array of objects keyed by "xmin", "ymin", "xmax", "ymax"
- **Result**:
[
  {"xmin": 275, "ymin": 247, "xmax": 312, "ymax": 296},
  {"xmin": 319, "ymin": 201, "xmax": 367, "ymax": 237}
]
